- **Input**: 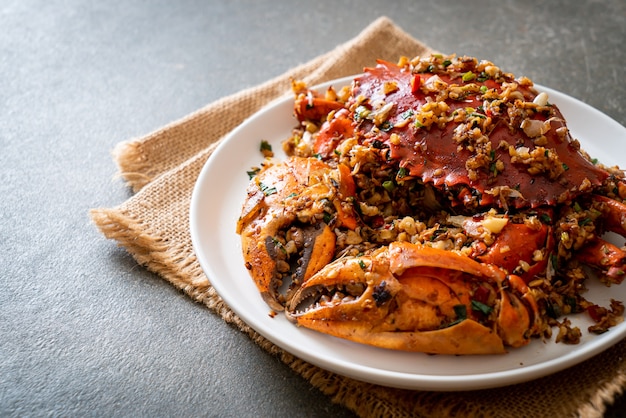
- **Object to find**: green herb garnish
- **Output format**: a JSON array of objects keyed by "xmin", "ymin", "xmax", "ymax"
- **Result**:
[
  {"xmin": 259, "ymin": 182, "xmax": 277, "ymax": 196},
  {"xmin": 462, "ymin": 71, "xmax": 476, "ymax": 82},
  {"xmin": 260, "ymin": 140, "xmax": 272, "ymax": 152},
  {"xmin": 471, "ymin": 300, "xmax": 493, "ymax": 315},
  {"xmin": 382, "ymin": 180, "xmax": 396, "ymax": 193},
  {"xmin": 246, "ymin": 168, "xmax": 260, "ymax": 179}
]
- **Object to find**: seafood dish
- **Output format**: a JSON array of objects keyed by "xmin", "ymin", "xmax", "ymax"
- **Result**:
[{"xmin": 236, "ymin": 54, "xmax": 625, "ymax": 355}]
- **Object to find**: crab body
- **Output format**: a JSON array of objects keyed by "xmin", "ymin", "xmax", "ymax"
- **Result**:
[
  {"xmin": 237, "ymin": 54, "xmax": 626, "ymax": 354},
  {"xmin": 316, "ymin": 57, "xmax": 610, "ymax": 210}
]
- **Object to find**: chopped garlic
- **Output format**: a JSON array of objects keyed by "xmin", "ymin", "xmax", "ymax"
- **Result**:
[{"xmin": 481, "ymin": 216, "xmax": 509, "ymax": 234}]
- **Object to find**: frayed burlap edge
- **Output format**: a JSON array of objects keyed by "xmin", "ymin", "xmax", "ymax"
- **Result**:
[{"xmin": 578, "ymin": 369, "xmax": 626, "ymax": 417}]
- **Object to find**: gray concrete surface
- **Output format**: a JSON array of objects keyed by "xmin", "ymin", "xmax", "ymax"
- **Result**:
[{"xmin": 1, "ymin": 0, "xmax": 625, "ymax": 416}]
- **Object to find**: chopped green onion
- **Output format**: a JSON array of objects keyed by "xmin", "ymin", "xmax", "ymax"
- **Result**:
[
  {"xmin": 382, "ymin": 180, "xmax": 396, "ymax": 193},
  {"xmin": 379, "ymin": 120, "xmax": 393, "ymax": 132},
  {"xmin": 462, "ymin": 71, "xmax": 476, "ymax": 82},
  {"xmin": 550, "ymin": 253, "xmax": 559, "ymax": 270},
  {"xmin": 259, "ymin": 182, "xmax": 277, "ymax": 196},
  {"xmin": 471, "ymin": 300, "xmax": 493, "ymax": 315},
  {"xmin": 564, "ymin": 295, "xmax": 578, "ymax": 311},
  {"xmin": 545, "ymin": 300, "xmax": 560, "ymax": 319},
  {"xmin": 400, "ymin": 109, "xmax": 415, "ymax": 119},
  {"xmin": 454, "ymin": 304, "xmax": 468, "ymax": 320},
  {"xmin": 540, "ymin": 213, "xmax": 552, "ymax": 224},
  {"xmin": 479, "ymin": 85, "xmax": 488, "ymax": 94},
  {"xmin": 246, "ymin": 168, "xmax": 260, "ymax": 179},
  {"xmin": 358, "ymin": 259, "xmax": 366, "ymax": 270},
  {"xmin": 260, "ymin": 140, "xmax": 272, "ymax": 152},
  {"xmin": 397, "ymin": 167, "xmax": 408, "ymax": 179}
]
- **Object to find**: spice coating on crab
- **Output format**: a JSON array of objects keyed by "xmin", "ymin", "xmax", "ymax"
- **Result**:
[
  {"xmin": 295, "ymin": 54, "xmax": 626, "ymax": 285},
  {"xmin": 286, "ymin": 242, "xmax": 540, "ymax": 355},
  {"xmin": 316, "ymin": 56, "xmax": 610, "ymax": 210},
  {"xmin": 236, "ymin": 156, "xmax": 357, "ymax": 311},
  {"xmin": 238, "ymin": 54, "xmax": 626, "ymax": 352}
]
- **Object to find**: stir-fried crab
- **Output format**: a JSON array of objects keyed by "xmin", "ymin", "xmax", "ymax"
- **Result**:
[
  {"xmin": 237, "ymin": 54, "xmax": 626, "ymax": 354},
  {"xmin": 287, "ymin": 242, "xmax": 540, "ymax": 355}
]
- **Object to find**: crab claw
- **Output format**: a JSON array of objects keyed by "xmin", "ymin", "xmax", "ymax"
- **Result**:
[
  {"xmin": 314, "ymin": 109, "xmax": 355, "ymax": 158},
  {"xmin": 237, "ymin": 156, "xmax": 357, "ymax": 311},
  {"xmin": 575, "ymin": 195, "xmax": 626, "ymax": 284},
  {"xmin": 293, "ymin": 84, "xmax": 346, "ymax": 124},
  {"xmin": 286, "ymin": 242, "xmax": 539, "ymax": 354}
]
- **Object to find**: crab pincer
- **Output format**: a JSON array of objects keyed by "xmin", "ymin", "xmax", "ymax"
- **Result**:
[
  {"xmin": 286, "ymin": 242, "xmax": 540, "ymax": 355},
  {"xmin": 237, "ymin": 156, "xmax": 357, "ymax": 311}
]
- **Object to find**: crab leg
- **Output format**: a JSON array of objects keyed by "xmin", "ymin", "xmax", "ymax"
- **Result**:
[
  {"xmin": 293, "ymin": 83, "xmax": 346, "ymax": 124},
  {"xmin": 314, "ymin": 109, "xmax": 355, "ymax": 158},
  {"xmin": 577, "ymin": 239, "xmax": 626, "ymax": 284},
  {"xmin": 575, "ymin": 196, "xmax": 626, "ymax": 284},
  {"xmin": 594, "ymin": 195, "xmax": 626, "ymax": 235},
  {"xmin": 462, "ymin": 217, "xmax": 553, "ymax": 282}
]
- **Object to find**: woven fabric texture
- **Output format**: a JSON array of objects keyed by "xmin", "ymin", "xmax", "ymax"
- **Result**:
[{"xmin": 91, "ymin": 17, "xmax": 626, "ymax": 418}]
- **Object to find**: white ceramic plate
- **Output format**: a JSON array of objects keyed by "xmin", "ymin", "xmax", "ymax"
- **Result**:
[{"xmin": 190, "ymin": 76, "xmax": 626, "ymax": 391}]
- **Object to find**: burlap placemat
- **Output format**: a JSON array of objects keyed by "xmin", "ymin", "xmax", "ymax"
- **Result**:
[{"xmin": 91, "ymin": 17, "xmax": 626, "ymax": 417}]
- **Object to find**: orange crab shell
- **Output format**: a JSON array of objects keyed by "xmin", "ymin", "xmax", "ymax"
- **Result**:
[
  {"xmin": 287, "ymin": 242, "xmax": 540, "ymax": 355},
  {"xmin": 322, "ymin": 59, "xmax": 610, "ymax": 210},
  {"xmin": 237, "ymin": 156, "xmax": 359, "ymax": 311}
]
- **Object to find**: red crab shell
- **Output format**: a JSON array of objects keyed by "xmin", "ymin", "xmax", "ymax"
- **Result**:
[{"xmin": 334, "ymin": 58, "xmax": 609, "ymax": 210}]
